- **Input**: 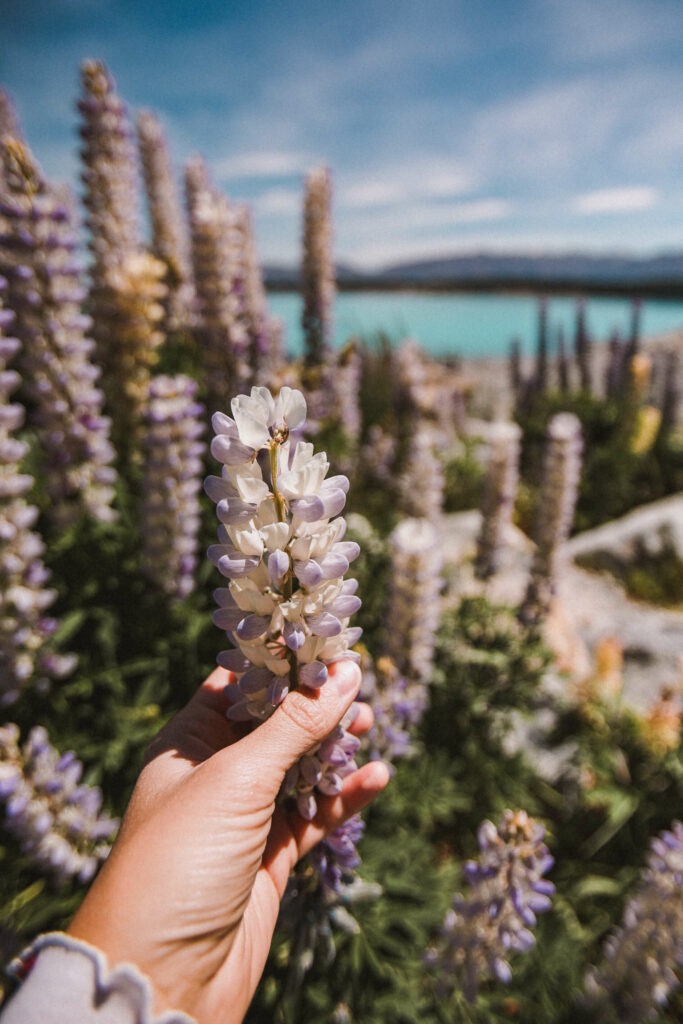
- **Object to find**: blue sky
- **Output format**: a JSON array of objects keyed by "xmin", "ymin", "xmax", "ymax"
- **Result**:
[{"xmin": 2, "ymin": 0, "xmax": 683, "ymax": 268}]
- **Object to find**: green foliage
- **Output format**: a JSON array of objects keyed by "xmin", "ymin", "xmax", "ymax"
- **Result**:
[
  {"xmin": 515, "ymin": 390, "xmax": 683, "ymax": 533},
  {"xmin": 443, "ymin": 437, "xmax": 486, "ymax": 513}
]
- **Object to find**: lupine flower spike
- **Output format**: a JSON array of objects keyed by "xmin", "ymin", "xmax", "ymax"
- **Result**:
[
  {"xmin": 205, "ymin": 385, "xmax": 362, "ymax": 818},
  {"xmin": 137, "ymin": 111, "xmax": 194, "ymax": 330},
  {"xmin": 0, "ymin": 139, "xmax": 117, "ymax": 525},
  {"xmin": 584, "ymin": 821, "xmax": 683, "ymax": 1023},
  {"xmin": 78, "ymin": 60, "xmax": 166, "ymax": 449},
  {"xmin": 386, "ymin": 517, "xmax": 442, "ymax": 687},
  {"xmin": 301, "ymin": 167, "xmax": 334, "ymax": 367},
  {"xmin": 520, "ymin": 412, "xmax": 582, "ymax": 623},
  {"xmin": 475, "ymin": 421, "xmax": 521, "ymax": 579},
  {"xmin": 425, "ymin": 810, "xmax": 555, "ymax": 1003},
  {"xmin": 0, "ymin": 724, "xmax": 118, "ymax": 883},
  {"xmin": 141, "ymin": 374, "xmax": 205, "ymax": 600},
  {"xmin": 185, "ymin": 157, "xmax": 251, "ymax": 409},
  {"xmin": 0, "ymin": 276, "xmax": 75, "ymax": 704}
]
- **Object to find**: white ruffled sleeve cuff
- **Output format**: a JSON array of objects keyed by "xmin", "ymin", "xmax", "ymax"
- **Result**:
[{"xmin": 1, "ymin": 932, "xmax": 197, "ymax": 1024}]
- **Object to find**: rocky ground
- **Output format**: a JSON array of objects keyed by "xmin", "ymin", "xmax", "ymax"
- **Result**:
[{"xmin": 440, "ymin": 494, "xmax": 683, "ymax": 714}]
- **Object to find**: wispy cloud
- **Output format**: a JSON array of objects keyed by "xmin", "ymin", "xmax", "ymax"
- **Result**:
[
  {"xmin": 573, "ymin": 186, "xmax": 659, "ymax": 215},
  {"xmin": 214, "ymin": 150, "xmax": 310, "ymax": 180},
  {"xmin": 340, "ymin": 163, "xmax": 472, "ymax": 209},
  {"xmin": 253, "ymin": 187, "xmax": 301, "ymax": 217}
]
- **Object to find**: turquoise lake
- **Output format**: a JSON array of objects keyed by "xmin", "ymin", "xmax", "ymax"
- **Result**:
[{"xmin": 268, "ymin": 291, "xmax": 683, "ymax": 360}]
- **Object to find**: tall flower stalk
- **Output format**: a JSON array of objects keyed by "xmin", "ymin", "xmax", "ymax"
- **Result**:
[
  {"xmin": 385, "ymin": 517, "xmax": 442, "ymax": 687},
  {"xmin": 399, "ymin": 428, "xmax": 444, "ymax": 523},
  {"xmin": 78, "ymin": 59, "xmax": 165, "ymax": 449},
  {"xmin": 301, "ymin": 167, "xmax": 334, "ymax": 366},
  {"xmin": 185, "ymin": 157, "xmax": 250, "ymax": 409},
  {"xmin": 425, "ymin": 810, "xmax": 555, "ymax": 1003},
  {"xmin": 475, "ymin": 421, "xmax": 521, "ymax": 579},
  {"xmin": 141, "ymin": 374, "xmax": 205, "ymax": 601},
  {"xmin": 0, "ymin": 276, "xmax": 75, "ymax": 704},
  {"xmin": 584, "ymin": 821, "xmax": 683, "ymax": 1023},
  {"xmin": 137, "ymin": 110, "xmax": 194, "ymax": 330},
  {"xmin": 205, "ymin": 386, "xmax": 361, "ymax": 805},
  {"xmin": 0, "ymin": 139, "xmax": 117, "ymax": 525},
  {"xmin": 520, "ymin": 412, "xmax": 582, "ymax": 623},
  {"xmin": 0, "ymin": 724, "xmax": 118, "ymax": 883}
]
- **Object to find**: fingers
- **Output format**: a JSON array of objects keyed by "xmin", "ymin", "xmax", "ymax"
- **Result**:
[
  {"xmin": 261, "ymin": 760, "xmax": 390, "ymax": 894},
  {"xmin": 231, "ymin": 660, "xmax": 362, "ymax": 796},
  {"xmin": 347, "ymin": 700, "xmax": 373, "ymax": 736},
  {"xmin": 293, "ymin": 760, "xmax": 390, "ymax": 859}
]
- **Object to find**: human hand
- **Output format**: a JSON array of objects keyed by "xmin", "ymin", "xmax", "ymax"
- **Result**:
[{"xmin": 67, "ymin": 660, "xmax": 389, "ymax": 1024}]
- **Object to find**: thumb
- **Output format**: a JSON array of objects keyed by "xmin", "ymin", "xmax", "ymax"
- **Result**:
[{"xmin": 233, "ymin": 659, "xmax": 361, "ymax": 795}]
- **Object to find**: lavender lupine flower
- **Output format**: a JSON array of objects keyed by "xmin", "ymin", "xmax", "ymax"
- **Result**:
[
  {"xmin": 137, "ymin": 111, "xmax": 194, "ymax": 330},
  {"xmin": 660, "ymin": 349, "xmax": 679, "ymax": 435},
  {"xmin": 584, "ymin": 821, "xmax": 683, "ymax": 1023},
  {"xmin": 520, "ymin": 412, "xmax": 582, "ymax": 623},
  {"xmin": 301, "ymin": 167, "xmax": 334, "ymax": 367},
  {"xmin": 475, "ymin": 422, "xmax": 521, "ymax": 579},
  {"xmin": 425, "ymin": 810, "xmax": 555, "ymax": 1003},
  {"xmin": 509, "ymin": 338, "xmax": 523, "ymax": 406},
  {"xmin": 0, "ymin": 277, "xmax": 75, "ymax": 704},
  {"xmin": 234, "ymin": 204, "xmax": 282, "ymax": 388},
  {"xmin": 185, "ymin": 157, "xmax": 251, "ymax": 410},
  {"xmin": 78, "ymin": 60, "xmax": 166, "ymax": 447},
  {"xmin": 361, "ymin": 654, "xmax": 426, "ymax": 763},
  {"xmin": 399, "ymin": 429, "xmax": 444, "ymax": 523},
  {"xmin": 360, "ymin": 424, "xmax": 397, "ymax": 487},
  {"xmin": 556, "ymin": 326, "xmax": 570, "ymax": 393},
  {"xmin": 605, "ymin": 330, "xmax": 626, "ymax": 398},
  {"xmin": 329, "ymin": 340, "xmax": 362, "ymax": 444},
  {"xmin": 385, "ymin": 517, "xmax": 443, "ymax": 687},
  {"xmin": 0, "ymin": 139, "xmax": 117, "ymax": 525},
  {"xmin": 0, "ymin": 723, "xmax": 118, "ymax": 883},
  {"xmin": 533, "ymin": 298, "xmax": 548, "ymax": 394},
  {"xmin": 574, "ymin": 299, "xmax": 592, "ymax": 393},
  {"xmin": 205, "ymin": 385, "xmax": 362, "ymax": 818},
  {"xmin": 141, "ymin": 374, "xmax": 205, "ymax": 600}
]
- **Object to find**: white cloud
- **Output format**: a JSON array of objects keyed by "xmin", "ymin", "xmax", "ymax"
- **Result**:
[
  {"xmin": 214, "ymin": 150, "xmax": 310, "ymax": 180},
  {"xmin": 341, "ymin": 164, "xmax": 472, "ymax": 209},
  {"xmin": 253, "ymin": 187, "xmax": 301, "ymax": 217},
  {"xmin": 572, "ymin": 186, "xmax": 659, "ymax": 215}
]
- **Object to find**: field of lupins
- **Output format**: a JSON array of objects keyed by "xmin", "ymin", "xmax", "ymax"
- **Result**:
[{"xmin": 0, "ymin": 59, "xmax": 682, "ymax": 1023}]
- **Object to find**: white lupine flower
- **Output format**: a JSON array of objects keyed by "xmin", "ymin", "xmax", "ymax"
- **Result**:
[{"xmin": 206, "ymin": 384, "xmax": 361, "ymax": 738}]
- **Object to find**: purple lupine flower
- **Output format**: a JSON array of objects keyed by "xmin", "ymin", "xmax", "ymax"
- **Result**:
[
  {"xmin": 361, "ymin": 653, "xmax": 426, "ymax": 764},
  {"xmin": 234, "ymin": 204, "xmax": 282, "ymax": 388},
  {"xmin": 556, "ymin": 326, "xmax": 570, "ymax": 393},
  {"xmin": 301, "ymin": 167, "xmax": 334, "ymax": 367},
  {"xmin": 78, "ymin": 60, "xmax": 166, "ymax": 448},
  {"xmin": 141, "ymin": 374, "xmax": 205, "ymax": 600},
  {"xmin": 185, "ymin": 157, "xmax": 251, "ymax": 409},
  {"xmin": 0, "ymin": 723, "xmax": 118, "ymax": 883},
  {"xmin": 0, "ymin": 277, "xmax": 75, "ymax": 703},
  {"xmin": 509, "ymin": 337, "xmax": 523, "ymax": 405},
  {"xmin": 475, "ymin": 421, "xmax": 521, "ymax": 579},
  {"xmin": 328, "ymin": 341, "xmax": 361, "ymax": 445},
  {"xmin": 399, "ymin": 428, "xmax": 444, "ymax": 523},
  {"xmin": 136, "ymin": 110, "xmax": 194, "ymax": 331},
  {"xmin": 574, "ymin": 299, "xmax": 592, "ymax": 393},
  {"xmin": 426, "ymin": 809, "xmax": 555, "ymax": 1003},
  {"xmin": 520, "ymin": 412, "xmax": 582, "ymax": 623},
  {"xmin": 0, "ymin": 139, "xmax": 117, "ymax": 525},
  {"xmin": 583, "ymin": 820, "xmax": 683, "ymax": 1023},
  {"xmin": 385, "ymin": 517, "xmax": 443, "ymax": 687},
  {"xmin": 359, "ymin": 424, "xmax": 397, "ymax": 486}
]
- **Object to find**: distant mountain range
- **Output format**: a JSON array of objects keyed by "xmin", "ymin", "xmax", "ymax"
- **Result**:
[{"xmin": 264, "ymin": 252, "xmax": 683, "ymax": 295}]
